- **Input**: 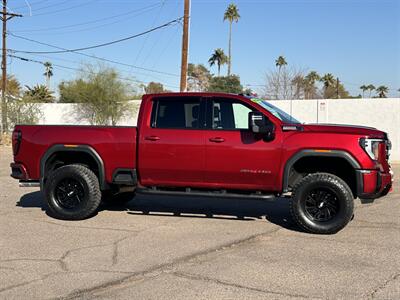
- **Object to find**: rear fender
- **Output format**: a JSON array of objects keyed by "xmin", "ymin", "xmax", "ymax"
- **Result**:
[{"xmin": 40, "ymin": 144, "xmax": 106, "ymax": 190}]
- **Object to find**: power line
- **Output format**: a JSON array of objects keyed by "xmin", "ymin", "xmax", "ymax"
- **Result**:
[
  {"xmin": 134, "ymin": 0, "xmax": 166, "ymax": 66},
  {"xmin": 8, "ymin": 32, "xmax": 180, "ymax": 77},
  {"xmin": 20, "ymin": 52, "xmax": 178, "ymax": 84},
  {"xmin": 29, "ymin": 0, "xmax": 97, "ymax": 17},
  {"xmin": 1, "ymin": 0, "xmax": 23, "ymax": 134},
  {"xmin": 27, "ymin": 0, "xmax": 70, "ymax": 12},
  {"xmin": 8, "ymin": 39, "xmax": 179, "ymax": 77},
  {"xmin": 11, "ymin": 0, "xmax": 51, "ymax": 10},
  {"xmin": 8, "ymin": 17, "xmax": 182, "ymax": 54},
  {"xmin": 9, "ymin": 54, "xmax": 180, "ymax": 89},
  {"xmin": 11, "ymin": 2, "xmax": 162, "ymax": 33}
]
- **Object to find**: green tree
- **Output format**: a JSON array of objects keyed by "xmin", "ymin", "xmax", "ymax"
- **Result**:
[
  {"xmin": 144, "ymin": 82, "xmax": 165, "ymax": 94},
  {"xmin": 59, "ymin": 64, "xmax": 134, "ymax": 126},
  {"xmin": 320, "ymin": 73, "xmax": 335, "ymax": 98},
  {"xmin": 1, "ymin": 75, "xmax": 23, "ymax": 134},
  {"xmin": 43, "ymin": 62, "xmax": 53, "ymax": 89},
  {"xmin": 187, "ymin": 63, "xmax": 212, "ymax": 91},
  {"xmin": 24, "ymin": 84, "xmax": 55, "ymax": 103},
  {"xmin": 208, "ymin": 49, "xmax": 228, "ymax": 76},
  {"xmin": 208, "ymin": 75, "xmax": 243, "ymax": 93},
  {"xmin": 376, "ymin": 85, "xmax": 388, "ymax": 98},
  {"xmin": 367, "ymin": 84, "xmax": 375, "ymax": 98},
  {"xmin": 360, "ymin": 85, "xmax": 368, "ymax": 98},
  {"xmin": 0, "ymin": 76, "xmax": 43, "ymax": 131},
  {"xmin": 7, "ymin": 98, "xmax": 43, "ymax": 129},
  {"xmin": 223, "ymin": 3, "xmax": 240, "ymax": 76}
]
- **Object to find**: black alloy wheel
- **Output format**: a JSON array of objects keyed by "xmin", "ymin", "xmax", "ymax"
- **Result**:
[
  {"xmin": 45, "ymin": 164, "xmax": 102, "ymax": 220},
  {"xmin": 54, "ymin": 178, "xmax": 85, "ymax": 210},
  {"xmin": 290, "ymin": 173, "xmax": 354, "ymax": 234},
  {"xmin": 304, "ymin": 188, "xmax": 340, "ymax": 222}
]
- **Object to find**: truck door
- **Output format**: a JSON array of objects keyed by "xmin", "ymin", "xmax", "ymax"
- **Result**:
[
  {"xmin": 138, "ymin": 96, "xmax": 206, "ymax": 187},
  {"xmin": 204, "ymin": 97, "xmax": 282, "ymax": 191}
]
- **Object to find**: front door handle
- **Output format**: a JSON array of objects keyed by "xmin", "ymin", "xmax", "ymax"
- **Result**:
[
  {"xmin": 209, "ymin": 137, "xmax": 225, "ymax": 143},
  {"xmin": 145, "ymin": 136, "xmax": 160, "ymax": 141}
]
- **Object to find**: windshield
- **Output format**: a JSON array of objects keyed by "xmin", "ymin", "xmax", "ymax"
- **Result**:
[{"xmin": 251, "ymin": 99, "xmax": 301, "ymax": 124}]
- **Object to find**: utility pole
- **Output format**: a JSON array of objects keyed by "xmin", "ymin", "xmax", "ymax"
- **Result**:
[
  {"xmin": 179, "ymin": 0, "xmax": 190, "ymax": 92},
  {"xmin": 1, "ymin": 0, "xmax": 22, "ymax": 134},
  {"xmin": 336, "ymin": 77, "xmax": 340, "ymax": 99}
]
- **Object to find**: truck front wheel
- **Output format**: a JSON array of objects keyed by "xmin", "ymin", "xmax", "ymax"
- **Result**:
[
  {"xmin": 44, "ymin": 164, "xmax": 102, "ymax": 220},
  {"xmin": 290, "ymin": 173, "xmax": 354, "ymax": 234}
]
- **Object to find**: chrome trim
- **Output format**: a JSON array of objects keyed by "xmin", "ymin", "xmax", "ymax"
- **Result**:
[
  {"xmin": 19, "ymin": 181, "xmax": 40, "ymax": 187},
  {"xmin": 359, "ymin": 170, "xmax": 372, "ymax": 174}
]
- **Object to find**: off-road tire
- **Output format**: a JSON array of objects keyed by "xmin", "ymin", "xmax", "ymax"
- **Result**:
[
  {"xmin": 102, "ymin": 191, "xmax": 135, "ymax": 207},
  {"xmin": 290, "ymin": 173, "xmax": 354, "ymax": 234},
  {"xmin": 45, "ymin": 164, "xmax": 102, "ymax": 220}
]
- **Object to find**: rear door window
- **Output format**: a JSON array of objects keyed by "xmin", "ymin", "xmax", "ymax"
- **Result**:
[{"xmin": 151, "ymin": 97, "xmax": 202, "ymax": 129}]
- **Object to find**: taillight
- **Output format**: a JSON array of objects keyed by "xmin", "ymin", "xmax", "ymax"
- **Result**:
[{"xmin": 12, "ymin": 130, "xmax": 22, "ymax": 156}]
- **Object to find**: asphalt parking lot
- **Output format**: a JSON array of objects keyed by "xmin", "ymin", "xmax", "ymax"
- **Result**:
[{"xmin": 0, "ymin": 145, "xmax": 399, "ymax": 299}]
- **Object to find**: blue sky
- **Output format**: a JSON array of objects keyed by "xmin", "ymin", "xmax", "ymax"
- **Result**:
[{"xmin": 7, "ymin": 0, "xmax": 400, "ymax": 97}]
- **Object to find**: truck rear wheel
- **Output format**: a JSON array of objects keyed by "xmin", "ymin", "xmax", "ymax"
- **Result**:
[
  {"xmin": 290, "ymin": 173, "xmax": 354, "ymax": 234},
  {"xmin": 44, "ymin": 164, "xmax": 102, "ymax": 220}
]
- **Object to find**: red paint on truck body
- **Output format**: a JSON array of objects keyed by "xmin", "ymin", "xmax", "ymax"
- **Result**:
[{"xmin": 11, "ymin": 92, "xmax": 392, "ymax": 198}]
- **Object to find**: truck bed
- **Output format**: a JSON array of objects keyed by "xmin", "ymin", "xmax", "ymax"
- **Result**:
[{"xmin": 13, "ymin": 125, "xmax": 137, "ymax": 183}]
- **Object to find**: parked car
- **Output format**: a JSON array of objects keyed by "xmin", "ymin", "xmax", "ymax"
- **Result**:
[{"xmin": 10, "ymin": 93, "xmax": 393, "ymax": 234}]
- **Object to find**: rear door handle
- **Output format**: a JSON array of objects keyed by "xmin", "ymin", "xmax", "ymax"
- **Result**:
[
  {"xmin": 209, "ymin": 137, "xmax": 225, "ymax": 143},
  {"xmin": 145, "ymin": 136, "xmax": 160, "ymax": 141}
]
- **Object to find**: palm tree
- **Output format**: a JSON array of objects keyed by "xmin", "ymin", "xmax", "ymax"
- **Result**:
[
  {"xmin": 275, "ymin": 56, "xmax": 287, "ymax": 70},
  {"xmin": 208, "ymin": 48, "xmax": 228, "ymax": 76},
  {"xmin": 223, "ymin": 3, "xmax": 240, "ymax": 76},
  {"xmin": 320, "ymin": 73, "xmax": 335, "ymax": 98},
  {"xmin": 305, "ymin": 71, "xmax": 320, "ymax": 84},
  {"xmin": 304, "ymin": 71, "xmax": 320, "ymax": 99},
  {"xmin": 360, "ymin": 85, "xmax": 368, "ymax": 98},
  {"xmin": 291, "ymin": 75, "xmax": 304, "ymax": 99},
  {"xmin": 376, "ymin": 85, "xmax": 388, "ymax": 98},
  {"xmin": 367, "ymin": 84, "xmax": 375, "ymax": 98},
  {"xmin": 43, "ymin": 62, "xmax": 53, "ymax": 89},
  {"xmin": 24, "ymin": 84, "xmax": 55, "ymax": 103}
]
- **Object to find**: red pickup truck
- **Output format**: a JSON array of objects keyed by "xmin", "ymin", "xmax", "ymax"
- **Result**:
[{"xmin": 10, "ymin": 93, "xmax": 393, "ymax": 234}]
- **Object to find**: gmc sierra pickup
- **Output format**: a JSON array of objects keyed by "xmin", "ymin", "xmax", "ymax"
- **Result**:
[{"xmin": 10, "ymin": 93, "xmax": 393, "ymax": 234}]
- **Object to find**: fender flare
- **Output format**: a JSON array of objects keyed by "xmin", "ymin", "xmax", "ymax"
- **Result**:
[
  {"xmin": 40, "ymin": 144, "xmax": 106, "ymax": 190},
  {"xmin": 282, "ymin": 149, "xmax": 361, "ymax": 192}
]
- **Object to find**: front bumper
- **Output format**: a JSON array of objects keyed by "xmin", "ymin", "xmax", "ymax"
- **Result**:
[{"xmin": 357, "ymin": 169, "xmax": 393, "ymax": 200}]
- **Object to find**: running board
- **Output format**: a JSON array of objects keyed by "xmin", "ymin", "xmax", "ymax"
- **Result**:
[
  {"xmin": 19, "ymin": 181, "xmax": 40, "ymax": 187},
  {"xmin": 136, "ymin": 187, "xmax": 276, "ymax": 200}
]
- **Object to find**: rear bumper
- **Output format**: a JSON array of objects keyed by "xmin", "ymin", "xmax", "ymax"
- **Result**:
[
  {"xmin": 10, "ymin": 162, "xmax": 29, "ymax": 180},
  {"xmin": 357, "ymin": 169, "xmax": 393, "ymax": 200}
]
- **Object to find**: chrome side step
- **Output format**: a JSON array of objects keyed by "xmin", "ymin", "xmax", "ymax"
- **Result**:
[
  {"xmin": 19, "ymin": 181, "xmax": 40, "ymax": 187},
  {"xmin": 137, "ymin": 187, "xmax": 276, "ymax": 200}
]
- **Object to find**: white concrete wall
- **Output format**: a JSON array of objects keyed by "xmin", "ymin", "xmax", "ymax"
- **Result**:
[
  {"xmin": 33, "ymin": 98, "xmax": 400, "ymax": 162},
  {"xmin": 38, "ymin": 101, "xmax": 141, "ymax": 126},
  {"xmin": 269, "ymin": 98, "xmax": 400, "ymax": 162}
]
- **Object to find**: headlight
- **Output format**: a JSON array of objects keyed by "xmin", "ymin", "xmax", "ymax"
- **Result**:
[{"xmin": 359, "ymin": 138, "xmax": 383, "ymax": 161}]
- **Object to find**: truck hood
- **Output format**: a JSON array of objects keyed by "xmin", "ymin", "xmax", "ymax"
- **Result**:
[{"xmin": 301, "ymin": 123, "xmax": 385, "ymax": 138}]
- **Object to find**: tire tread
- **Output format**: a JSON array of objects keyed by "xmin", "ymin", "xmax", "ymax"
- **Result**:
[{"xmin": 290, "ymin": 172, "xmax": 354, "ymax": 234}]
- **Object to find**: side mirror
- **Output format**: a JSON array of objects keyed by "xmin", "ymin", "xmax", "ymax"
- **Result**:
[{"xmin": 248, "ymin": 111, "xmax": 275, "ymax": 139}]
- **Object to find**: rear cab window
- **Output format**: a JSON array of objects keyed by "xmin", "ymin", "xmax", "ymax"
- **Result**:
[{"xmin": 151, "ymin": 97, "xmax": 203, "ymax": 129}]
